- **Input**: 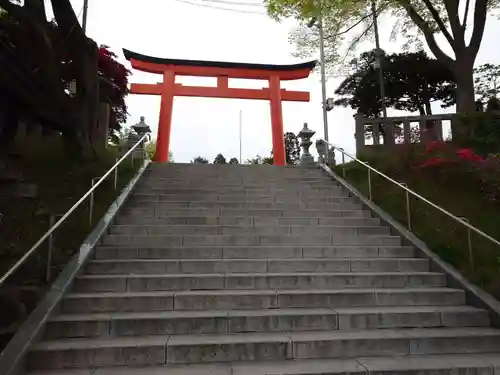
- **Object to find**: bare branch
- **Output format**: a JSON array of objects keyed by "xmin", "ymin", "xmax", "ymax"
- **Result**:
[
  {"xmin": 398, "ymin": 0, "xmax": 455, "ymax": 66},
  {"xmin": 50, "ymin": 0, "xmax": 86, "ymax": 46},
  {"xmin": 468, "ymin": 0, "xmax": 488, "ymax": 57},
  {"xmin": 443, "ymin": 0, "xmax": 465, "ymax": 48},
  {"xmin": 462, "ymin": 0, "xmax": 471, "ymax": 30},
  {"xmin": 420, "ymin": 0, "xmax": 456, "ymax": 49}
]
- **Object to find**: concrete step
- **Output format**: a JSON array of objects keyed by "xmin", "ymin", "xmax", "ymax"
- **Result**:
[
  {"xmin": 131, "ymin": 189, "xmax": 349, "ymax": 198},
  {"xmin": 85, "ymin": 258, "xmax": 429, "ymax": 275},
  {"xmin": 93, "ymin": 245, "xmax": 415, "ymax": 260},
  {"xmin": 61, "ymin": 288, "xmax": 466, "ymax": 313},
  {"xmin": 30, "ymin": 354, "xmax": 500, "ymax": 375},
  {"xmin": 119, "ymin": 208, "xmax": 373, "ymax": 219},
  {"xmin": 71, "ymin": 272, "xmax": 446, "ymax": 293},
  {"xmin": 133, "ymin": 187, "xmax": 344, "ymax": 196},
  {"xmin": 129, "ymin": 193, "xmax": 352, "ymax": 203},
  {"xmin": 137, "ymin": 181, "xmax": 338, "ymax": 189},
  {"xmin": 141, "ymin": 176, "xmax": 329, "ymax": 183},
  {"xmin": 107, "ymin": 225, "xmax": 390, "ymax": 236},
  {"xmin": 101, "ymin": 234, "xmax": 400, "ymax": 247},
  {"xmin": 114, "ymin": 216, "xmax": 380, "ymax": 226},
  {"xmin": 28, "ymin": 327, "xmax": 500, "ymax": 368},
  {"xmin": 45, "ymin": 306, "xmax": 488, "ymax": 339},
  {"xmin": 124, "ymin": 201, "xmax": 362, "ymax": 210},
  {"xmin": 123, "ymin": 205, "xmax": 365, "ymax": 215}
]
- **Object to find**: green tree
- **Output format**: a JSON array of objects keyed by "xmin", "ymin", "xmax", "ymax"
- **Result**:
[
  {"xmin": 335, "ymin": 50, "xmax": 456, "ymax": 117},
  {"xmin": 144, "ymin": 141, "xmax": 173, "ymax": 162},
  {"xmin": 0, "ymin": 0, "xmax": 130, "ymax": 155},
  {"xmin": 229, "ymin": 157, "xmax": 239, "ymax": 164},
  {"xmin": 191, "ymin": 156, "xmax": 209, "ymax": 164},
  {"xmin": 474, "ymin": 64, "xmax": 500, "ymax": 103},
  {"xmin": 247, "ymin": 132, "xmax": 300, "ymax": 165},
  {"xmin": 266, "ymin": 0, "xmax": 494, "ymax": 114},
  {"xmin": 213, "ymin": 153, "xmax": 227, "ymax": 164},
  {"xmin": 284, "ymin": 132, "xmax": 301, "ymax": 165}
]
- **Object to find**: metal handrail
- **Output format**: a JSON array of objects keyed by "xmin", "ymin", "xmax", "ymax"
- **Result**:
[
  {"xmin": 320, "ymin": 140, "xmax": 500, "ymax": 254},
  {"xmin": 0, "ymin": 134, "xmax": 149, "ymax": 287}
]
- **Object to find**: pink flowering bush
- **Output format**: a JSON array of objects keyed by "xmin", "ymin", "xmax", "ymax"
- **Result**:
[{"xmin": 415, "ymin": 141, "xmax": 500, "ymax": 203}]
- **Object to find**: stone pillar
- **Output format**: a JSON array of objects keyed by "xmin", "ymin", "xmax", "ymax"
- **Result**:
[
  {"xmin": 373, "ymin": 121, "xmax": 380, "ymax": 145},
  {"xmin": 434, "ymin": 119, "xmax": 443, "ymax": 141},
  {"xmin": 385, "ymin": 120, "xmax": 395, "ymax": 146},
  {"xmin": 418, "ymin": 119, "xmax": 428, "ymax": 144},
  {"xmin": 403, "ymin": 119, "xmax": 411, "ymax": 144}
]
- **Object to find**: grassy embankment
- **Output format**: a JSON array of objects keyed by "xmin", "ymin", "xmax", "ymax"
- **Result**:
[
  {"xmin": 0, "ymin": 135, "xmax": 142, "ymax": 348},
  {"xmin": 335, "ymin": 145, "xmax": 500, "ymax": 299}
]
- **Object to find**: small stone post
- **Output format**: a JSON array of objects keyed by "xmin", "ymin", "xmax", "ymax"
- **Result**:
[{"xmin": 298, "ymin": 123, "xmax": 316, "ymax": 167}]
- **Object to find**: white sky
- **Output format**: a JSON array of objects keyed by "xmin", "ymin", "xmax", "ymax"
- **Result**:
[{"xmin": 74, "ymin": 0, "xmax": 500, "ymax": 163}]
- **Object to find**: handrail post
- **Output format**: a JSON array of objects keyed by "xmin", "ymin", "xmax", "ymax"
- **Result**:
[
  {"xmin": 367, "ymin": 168, "xmax": 372, "ymax": 201},
  {"xmin": 459, "ymin": 217, "xmax": 475, "ymax": 272},
  {"xmin": 114, "ymin": 157, "xmax": 119, "ymax": 190},
  {"xmin": 339, "ymin": 148, "xmax": 346, "ymax": 178},
  {"xmin": 89, "ymin": 177, "xmax": 99, "ymax": 226},
  {"xmin": 401, "ymin": 183, "xmax": 411, "ymax": 230},
  {"xmin": 46, "ymin": 215, "xmax": 55, "ymax": 283}
]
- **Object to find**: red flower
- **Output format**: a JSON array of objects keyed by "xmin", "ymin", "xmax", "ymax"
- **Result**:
[
  {"xmin": 456, "ymin": 148, "xmax": 483, "ymax": 162},
  {"xmin": 417, "ymin": 157, "xmax": 449, "ymax": 168}
]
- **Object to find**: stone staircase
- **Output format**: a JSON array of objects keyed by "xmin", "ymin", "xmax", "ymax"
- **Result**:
[{"xmin": 27, "ymin": 164, "xmax": 500, "ymax": 374}]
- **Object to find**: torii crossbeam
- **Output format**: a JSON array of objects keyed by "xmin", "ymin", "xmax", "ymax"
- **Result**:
[{"xmin": 123, "ymin": 49, "xmax": 316, "ymax": 165}]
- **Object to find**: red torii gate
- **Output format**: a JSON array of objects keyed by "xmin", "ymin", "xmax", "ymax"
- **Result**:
[{"xmin": 123, "ymin": 49, "xmax": 316, "ymax": 165}]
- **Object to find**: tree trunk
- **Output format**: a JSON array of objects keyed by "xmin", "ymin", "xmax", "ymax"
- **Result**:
[
  {"xmin": 452, "ymin": 56, "xmax": 477, "ymax": 139},
  {"xmin": 454, "ymin": 60, "xmax": 476, "ymax": 113}
]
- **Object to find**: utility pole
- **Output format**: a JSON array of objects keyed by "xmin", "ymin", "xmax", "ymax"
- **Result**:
[
  {"xmin": 371, "ymin": 0, "xmax": 387, "ymax": 119},
  {"xmin": 318, "ymin": 17, "xmax": 329, "ymax": 144},
  {"xmin": 82, "ymin": 0, "xmax": 89, "ymax": 33},
  {"xmin": 239, "ymin": 110, "xmax": 243, "ymax": 164}
]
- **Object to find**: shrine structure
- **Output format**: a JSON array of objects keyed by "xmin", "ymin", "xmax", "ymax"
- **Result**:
[{"xmin": 123, "ymin": 49, "xmax": 316, "ymax": 165}]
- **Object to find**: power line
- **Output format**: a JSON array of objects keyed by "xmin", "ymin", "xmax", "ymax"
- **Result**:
[{"xmin": 171, "ymin": 0, "xmax": 267, "ymax": 14}]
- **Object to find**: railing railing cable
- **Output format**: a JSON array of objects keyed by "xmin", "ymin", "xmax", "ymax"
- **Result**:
[
  {"xmin": 0, "ymin": 134, "xmax": 149, "ymax": 287},
  {"xmin": 319, "ymin": 140, "xmax": 500, "ymax": 271}
]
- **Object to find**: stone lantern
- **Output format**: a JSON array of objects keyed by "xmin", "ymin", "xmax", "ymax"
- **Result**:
[
  {"xmin": 298, "ymin": 122, "xmax": 316, "ymax": 167},
  {"xmin": 132, "ymin": 116, "xmax": 151, "ymax": 136},
  {"xmin": 125, "ymin": 116, "xmax": 151, "ymax": 158}
]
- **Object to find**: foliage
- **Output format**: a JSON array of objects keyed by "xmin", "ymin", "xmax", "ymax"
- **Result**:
[
  {"xmin": 213, "ymin": 153, "xmax": 227, "ymax": 164},
  {"xmin": 284, "ymin": 132, "xmax": 301, "ymax": 164},
  {"xmin": 266, "ymin": 0, "xmax": 494, "ymax": 113},
  {"xmin": 246, "ymin": 155, "xmax": 274, "ymax": 165},
  {"xmin": 336, "ymin": 144, "xmax": 500, "ymax": 298},
  {"xmin": 474, "ymin": 64, "xmax": 500, "ymax": 103},
  {"xmin": 97, "ymin": 46, "xmax": 131, "ymax": 132},
  {"xmin": 0, "ymin": 136, "xmax": 140, "ymax": 349},
  {"xmin": 335, "ymin": 50, "xmax": 455, "ymax": 117},
  {"xmin": 144, "ymin": 141, "xmax": 173, "ymax": 162},
  {"xmin": 247, "ymin": 132, "xmax": 301, "ymax": 165},
  {"xmin": 454, "ymin": 112, "xmax": 500, "ymax": 155},
  {"xmin": 229, "ymin": 157, "xmax": 239, "ymax": 164},
  {"xmin": 191, "ymin": 156, "xmax": 209, "ymax": 164},
  {"xmin": 0, "ymin": 0, "xmax": 129, "ymax": 154}
]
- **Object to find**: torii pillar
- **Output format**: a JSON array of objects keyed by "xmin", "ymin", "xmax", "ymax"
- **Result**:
[{"xmin": 123, "ymin": 49, "xmax": 317, "ymax": 165}]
